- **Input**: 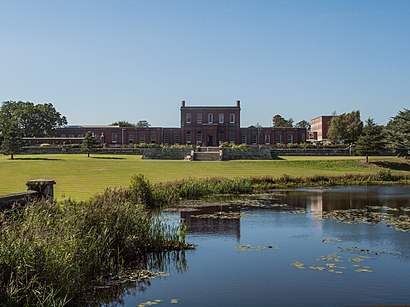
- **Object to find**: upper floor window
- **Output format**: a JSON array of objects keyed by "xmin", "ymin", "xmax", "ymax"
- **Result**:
[
  {"xmin": 230, "ymin": 113, "xmax": 235, "ymax": 124},
  {"xmin": 208, "ymin": 113, "xmax": 214, "ymax": 123},
  {"xmin": 186, "ymin": 113, "xmax": 191, "ymax": 124},
  {"xmin": 197, "ymin": 113, "xmax": 202, "ymax": 124},
  {"xmin": 219, "ymin": 113, "xmax": 224, "ymax": 124},
  {"xmin": 112, "ymin": 133, "xmax": 118, "ymax": 143}
]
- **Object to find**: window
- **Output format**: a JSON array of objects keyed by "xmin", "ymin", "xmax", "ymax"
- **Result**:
[
  {"xmin": 218, "ymin": 130, "xmax": 224, "ymax": 143},
  {"xmin": 197, "ymin": 130, "xmax": 202, "ymax": 143},
  {"xmin": 174, "ymin": 134, "xmax": 180, "ymax": 145},
  {"xmin": 287, "ymin": 134, "xmax": 293, "ymax": 144},
  {"xmin": 163, "ymin": 133, "xmax": 169, "ymax": 145},
  {"xmin": 229, "ymin": 131, "xmax": 235, "ymax": 143},
  {"xmin": 128, "ymin": 134, "xmax": 134, "ymax": 144},
  {"xmin": 219, "ymin": 113, "xmax": 224, "ymax": 124},
  {"xmin": 276, "ymin": 134, "xmax": 282, "ymax": 144},
  {"xmin": 68, "ymin": 134, "xmax": 74, "ymax": 138},
  {"xmin": 78, "ymin": 134, "xmax": 83, "ymax": 138},
  {"xmin": 186, "ymin": 113, "xmax": 191, "ymax": 124},
  {"xmin": 265, "ymin": 134, "xmax": 271, "ymax": 144},
  {"xmin": 230, "ymin": 113, "xmax": 235, "ymax": 124},
  {"xmin": 112, "ymin": 133, "xmax": 118, "ymax": 143},
  {"xmin": 301, "ymin": 132, "xmax": 306, "ymax": 142},
  {"xmin": 208, "ymin": 113, "xmax": 214, "ymax": 123},
  {"xmin": 252, "ymin": 134, "xmax": 257, "ymax": 145},
  {"xmin": 241, "ymin": 135, "xmax": 247, "ymax": 144},
  {"xmin": 139, "ymin": 134, "xmax": 145, "ymax": 144},
  {"xmin": 197, "ymin": 113, "xmax": 202, "ymax": 124},
  {"xmin": 61, "ymin": 134, "xmax": 66, "ymax": 138},
  {"xmin": 186, "ymin": 131, "xmax": 191, "ymax": 143},
  {"xmin": 151, "ymin": 134, "xmax": 157, "ymax": 144}
]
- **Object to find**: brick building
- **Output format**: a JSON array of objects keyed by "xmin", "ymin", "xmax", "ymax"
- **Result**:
[
  {"xmin": 309, "ymin": 115, "xmax": 336, "ymax": 142},
  {"xmin": 56, "ymin": 101, "xmax": 307, "ymax": 146}
]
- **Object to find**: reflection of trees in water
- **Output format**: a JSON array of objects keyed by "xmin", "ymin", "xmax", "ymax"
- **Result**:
[{"xmin": 84, "ymin": 250, "xmax": 189, "ymax": 305}]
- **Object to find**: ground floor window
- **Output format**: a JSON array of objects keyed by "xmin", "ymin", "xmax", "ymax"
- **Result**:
[
  {"xmin": 151, "ymin": 134, "xmax": 157, "ymax": 144},
  {"xmin": 128, "ymin": 134, "xmax": 134, "ymax": 144},
  {"xmin": 197, "ymin": 130, "xmax": 202, "ymax": 143},
  {"xmin": 229, "ymin": 130, "xmax": 235, "ymax": 144},
  {"xmin": 112, "ymin": 133, "xmax": 117, "ymax": 143},
  {"xmin": 163, "ymin": 133, "xmax": 169, "ymax": 145},
  {"xmin": 174, "ymin": 134, "xmax": 180, "ymax": 144},
  {"xmin": 287, "ymin": 134, "xmax": 293, "ymax": 144},
  {"xmin": 139, "ymin": 134, "xmax": 145, "ymax": 144},
  {"xmin": 241, "ymin": 135, "xmax": 247, "ymax": 144},
  {"xmin": 252, "ymin": 134, "xmax": 257, "ymax": 145},
  {"xmin": 186, "ymin": 131, "xmax": 191, "ymax": 143},
  {"xmin": 275, "ymin": 134, "xmax": 282, "ymax": 144}
]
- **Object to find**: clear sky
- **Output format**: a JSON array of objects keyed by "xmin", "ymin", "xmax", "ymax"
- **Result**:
[{"xmin": 1, "ymin": 0, "xmax": 409, "ymax": 127}]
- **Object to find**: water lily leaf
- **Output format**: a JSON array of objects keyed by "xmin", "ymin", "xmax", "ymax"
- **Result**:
[{"xmin": 170, "ymin": 299, "xmax": 179, "ymax": 304}]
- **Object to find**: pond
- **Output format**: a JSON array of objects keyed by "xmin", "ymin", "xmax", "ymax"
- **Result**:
[{"xmin": 108, "ymin": 186, "xmax": 410, "ymax": 307}]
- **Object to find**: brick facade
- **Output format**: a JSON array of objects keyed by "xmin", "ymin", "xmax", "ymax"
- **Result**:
[
  {"xmin": 310, "ymin": 116, "xmax": 335, "ymax": 142},
  {"xmin": 56, "ymin": 101, "xmax": 307, "ymax": 146}
]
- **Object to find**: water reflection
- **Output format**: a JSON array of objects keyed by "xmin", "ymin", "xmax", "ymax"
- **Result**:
[{"xmin": 88, "ymin": 251, "xmax": 189, "ymax": 306}]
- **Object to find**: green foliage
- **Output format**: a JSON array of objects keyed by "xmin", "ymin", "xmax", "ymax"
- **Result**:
[
  {"xmin": 109, "ymin": 121, "xmax": 136, "ymax": 127},
  {"xmin": 0, "ymin": 120, "xmax": 23, "ymax": 159},
  {"xmin": 0, "ymin": 101, "xmax": 67, "ymax": 137},
  {"xmin": 356, "ymin": 118, "xmax": 385, "ymax": 162},
  {"xmin": 0, "ymin": 194, "xmax": 187, "ymax": 305},
  {"xmin": 384, "ymin": 109, "xmax": 409, "ymax": 158},
  {"xmin": 272, "ymin": 114, "xmax": 292, "ymax": 127},
  {"xmin": 82, "ymin": 131, "xmax": 98, "ymax": 157},
  {"xmin": 272, "ymin": 114, "xmax": 293, "ymax": 127},
  {"xmin": 134, "ymin": 143, "xmax": 158, "ymax": 148},
  {"xmin": 295, "ymin": 120, "xmax": 311, "ymax": 130},
  {"xmin": 220, "ymin": 142, "xmax": 248, "ymax": 150},
  {"xmin": 129, "ymin": 174, "xmax": 154, "ymax": 207},
  {"xmin": 328, "ymin": 110, "xmax": 363, "ymax": 144},
  {"xmin": 136, "ymin": 120, "xmax": 150, "ymax": 128}
]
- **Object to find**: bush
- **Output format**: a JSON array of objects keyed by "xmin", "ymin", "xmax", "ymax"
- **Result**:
[{"xmin": 129, "ymin": 174, "xmax": 154, "ymax": 207}]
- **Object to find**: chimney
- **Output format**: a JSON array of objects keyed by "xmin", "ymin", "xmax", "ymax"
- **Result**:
[
  {"xmin": 236, "ymin": 100, "xmax": 240, "ymax": 107},
  {"xmin": 181, "ymin": 100, "xmax": 186, "ymax": 107}
]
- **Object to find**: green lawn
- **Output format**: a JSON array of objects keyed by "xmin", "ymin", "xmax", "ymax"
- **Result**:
[{"xmin": 0, "ymin": 154, "xmax": 407, "ymax": 200}]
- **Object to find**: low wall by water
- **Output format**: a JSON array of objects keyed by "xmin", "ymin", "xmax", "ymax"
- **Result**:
[
  {"xmin": 271, "ymin": 148, "xmax": 351, "ymax": 156},
  {"xmin": 23, "ymin": 147, "xmax": 144, "ymax": 155},
  {"xmin": 0, "ymin": 179, "xmax": 56, "ymax": 211}
]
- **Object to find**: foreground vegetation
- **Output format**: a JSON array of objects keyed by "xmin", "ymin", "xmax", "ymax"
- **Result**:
[
  {"xmin": 1, "ymin": 154, "xmax": 408, "ymax": 200},
  {"xmin": 0, "ymin": 176, "xmax": 189, "ymax": 306},
  {"xmin": 0, "ymin": 168, "xmax": 409, "ymax": 305}
]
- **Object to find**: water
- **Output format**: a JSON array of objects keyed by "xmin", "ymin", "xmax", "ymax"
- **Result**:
[{"xmin": 109, "ymin": 186, "xmax": 410, "ymax": 307}]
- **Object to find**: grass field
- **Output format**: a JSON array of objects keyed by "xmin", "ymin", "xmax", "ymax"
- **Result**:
[{"xmin": 0, "ymin": 154, "xmax": 408, "ymax": 200}]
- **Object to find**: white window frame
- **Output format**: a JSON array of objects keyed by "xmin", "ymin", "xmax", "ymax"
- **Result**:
[
  {"xmin": 230, "ymin": 113, "xmax": 235, "ymax": 124},
  {"xmin": 112, "ymin": 133, "xmax": 117, "ymax": 143},
  {"xmin": 197, "ymin": 113, "xmax": 202, "ymax": 124},
  {"xmin": 186, "ymin": 113, "xmax": 191, "ymax": 124},
  {"xmin": 208, "ymin": 113, "xmax": 214, "ymax": 123},
  {"xmin": 219, "ymin": 113, "xmax": 224, "ymax": 124},
  {"xmin": 265, "ymin": 134, "xmax": 271, "ymax": 144}
]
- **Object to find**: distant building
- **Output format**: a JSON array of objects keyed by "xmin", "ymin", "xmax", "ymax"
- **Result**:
[
  {"xmin": 310, "ymin": 115, "xmax": 335, "ymax": 142},
  {"xmin": 56, "ymin": 101, "xmax": 307, "ymax": 146}
]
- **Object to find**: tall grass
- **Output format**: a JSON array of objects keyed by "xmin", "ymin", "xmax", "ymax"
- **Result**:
[{"xmin": 0, "ymin": 191, "xmax": 188, "ymax": 306}]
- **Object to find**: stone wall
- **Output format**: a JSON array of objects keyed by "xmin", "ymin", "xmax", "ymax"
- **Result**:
[
  {"xmin": 271, "ymin": 148, "xmax": 351, "ymax": 156},
  {"xmin": 22, "ymin": 147, "xmax": 144, "ymax": 155},
  {"xmin": 221, "ymin": 148, "xmax": 273, "ymax": 160},
  {"xmin": 0, "ymin": 179, "xmax": 55, "ymax": 211},
  {"xmin": 142, "ymin": 148, "xmax": 193, "ymax": 160}
]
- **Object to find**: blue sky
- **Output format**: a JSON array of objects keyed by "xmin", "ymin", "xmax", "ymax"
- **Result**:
[{"xmin": 1, "ymin": 0, "xmax": 409, "ymax": 126}]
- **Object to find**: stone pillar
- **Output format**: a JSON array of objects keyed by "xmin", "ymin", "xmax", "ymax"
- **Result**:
[{"xmin": 26, "ymin": 179, "xmax": 56, "ymax": 204}]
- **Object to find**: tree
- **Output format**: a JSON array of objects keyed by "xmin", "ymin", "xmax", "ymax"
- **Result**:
[
  {"xmin": 82, "ymin": 132, "xmax": 97, "ymax": 158},
  {"xmin": 384, "ymin": 109, "xmax": 410, "ymax": 158},
  {"xmin": 272, "ymin": 115, "xmax": 293, "ymax": 127},
  {"xmin": 110, "ymin": 121, "xmax": 136, "ymax": 127},
  {"xmin": 295, "ymin": 120, "xmax": 311, "ymax": 130},
  {"xmin": 356, "ymin": 118, "xmax": 385, "ymax": 163},
  {"xmin": 1, "ymin": 120, "xmax": 23, "ymax": 159},
  {"xmin": 0, "ymin": 101, "xmax": 67, "ymax": 137},
  {"xmin": 327, "ymin": 110, "xmax": 363, "ymax": 144},
  {"xmin": 136, "ymin": 120, "xmax": 151, "ymax": 128}
]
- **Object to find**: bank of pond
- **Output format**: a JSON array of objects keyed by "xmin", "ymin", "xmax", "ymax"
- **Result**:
[{"xmin": 0, "ymin": 172, "xmax": 409, "ymax": 306}]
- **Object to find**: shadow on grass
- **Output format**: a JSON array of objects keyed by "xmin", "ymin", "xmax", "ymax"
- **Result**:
[
  {"xmin": 13, "ymin": 157, "xmax": 62, "ymax": 161},
  {"xmin": 271, "ymin": 156, "xmax": 285, "ymax": 160},
  {"xmin": 91, "ymin": 157, "xmax": 125, "ymax": 160},
  {"xmin": 371, "ymin": 161, "xmax": 410, "ymax": 171}
]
